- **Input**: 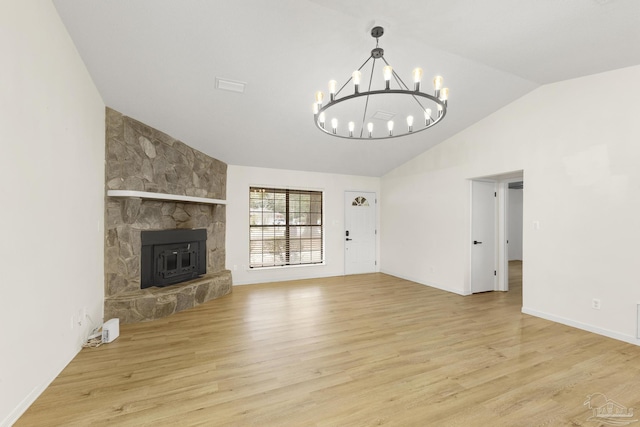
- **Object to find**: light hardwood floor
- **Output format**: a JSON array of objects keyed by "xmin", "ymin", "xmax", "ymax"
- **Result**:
[{"xmin": 17, "ymin": 262, "xmax": 640, "ymax": 426}]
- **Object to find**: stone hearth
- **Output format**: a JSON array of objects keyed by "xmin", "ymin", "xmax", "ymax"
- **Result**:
[
  {"xmin": 104, "ymin": 108, "xmax": 232, "ymax": 323},
  {"xmin": 104, "ymin": 272, "xmax": 231, "ymax": 324}
]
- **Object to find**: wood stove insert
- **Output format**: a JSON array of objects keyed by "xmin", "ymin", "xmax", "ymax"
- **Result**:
[{"xmin": 140, "ymin": 228, "xmax": 207, "ymax": 289}]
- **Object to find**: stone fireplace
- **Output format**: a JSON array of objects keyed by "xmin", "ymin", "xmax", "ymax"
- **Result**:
[{"xmin": 104, "ymin": 108, "xmax": 232, "ymax": 324}]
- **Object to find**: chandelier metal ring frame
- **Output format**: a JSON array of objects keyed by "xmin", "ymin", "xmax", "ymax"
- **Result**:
[{"xmin": 312, "ymin": 26, "xmax": 449, "ymax": 140}]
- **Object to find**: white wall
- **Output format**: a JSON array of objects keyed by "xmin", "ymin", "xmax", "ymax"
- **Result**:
[
  {"xmin": 0, "ymin": 2, "xmax": 105, "ymax": 425},
  {"xmin": 227, "ymin": 165, "xmax": 380, "ymax": 285},
  {"xmin": 508, "ymin": 188, "xmax": 523, "ymax": 260},
  {"xmin": 381, "ymin": 64, "xmax": 640, "ymax": 345}
]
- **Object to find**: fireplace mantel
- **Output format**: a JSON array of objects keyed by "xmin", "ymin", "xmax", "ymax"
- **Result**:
[{"xmin": 107, "ymin": 190, "xmax": 226, "ymax": 205}]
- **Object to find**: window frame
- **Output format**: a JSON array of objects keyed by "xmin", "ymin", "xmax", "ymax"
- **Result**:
[{"xmin": 249, "ymin": 186, "xmax": 324, "ymax": 269}]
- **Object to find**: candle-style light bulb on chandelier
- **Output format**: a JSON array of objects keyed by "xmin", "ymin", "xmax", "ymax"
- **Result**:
[{"xmin": 313, "ymin": 26, "xmax": 449, "ymax": 140}]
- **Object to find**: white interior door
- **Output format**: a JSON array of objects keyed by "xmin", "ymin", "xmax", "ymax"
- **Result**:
[
  {"xmin": 345, "ymin": 191, "xmax": 376, "ymax": 275},
  {"xmin": 471, "ymin": 181, "xmax": 497, "ymax": 293}
]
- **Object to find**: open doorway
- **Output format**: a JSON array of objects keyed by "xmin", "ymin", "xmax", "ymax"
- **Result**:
[
  {"xmin": 505, "ymin": 181, "xmax": 523, "ymax": 299},
  {"xmin": 469, "ymin": 171, "xmax": 523, "ymax": 297}
]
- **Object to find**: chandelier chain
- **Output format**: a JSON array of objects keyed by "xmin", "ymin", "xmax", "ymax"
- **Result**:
[{"xmin": 359, "ymin": 57, "xmax": 377, "ymax": 138}]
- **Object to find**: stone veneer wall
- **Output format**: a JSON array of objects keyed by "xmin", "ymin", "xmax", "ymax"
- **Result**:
[{"xmin": 104, "ymin": 108, "xmax": 232, "ymax": 323}]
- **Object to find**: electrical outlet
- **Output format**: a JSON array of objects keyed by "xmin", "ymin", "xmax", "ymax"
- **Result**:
[{"xmin": 592, "ymin": 298, "xmax": 601, "ymax": 310}]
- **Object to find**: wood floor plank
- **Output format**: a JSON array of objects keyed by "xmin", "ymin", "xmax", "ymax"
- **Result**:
[{"xmin": 16, "ymin": 262, "xmax": 640, "ymax": 426}]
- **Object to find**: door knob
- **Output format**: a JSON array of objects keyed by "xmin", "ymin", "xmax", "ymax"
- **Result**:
[
  {"xmin": 346, "ymin": 238, "xmax": 352, "ymax": 241},
  {"xmin": 473, "ymin": 240, "xmax": 482, "ymax": 245}
]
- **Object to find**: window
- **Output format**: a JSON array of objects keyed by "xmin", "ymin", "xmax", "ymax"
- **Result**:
[
  {"xmin": 249, "ymin": 187, "xmax": 323, "ymax": 268},
  {"xmin": 352, "ymin": 196, "xmax": 369, "ymax": 206}
]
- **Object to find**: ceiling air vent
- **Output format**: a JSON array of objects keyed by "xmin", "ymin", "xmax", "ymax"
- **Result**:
[
  {"xmin": 371, "ymin": 110, "xmax": 395, "ymax": 121},
  {"xmin": 215, "ymin": 77, "xmax": 246, "ymax": 94}
]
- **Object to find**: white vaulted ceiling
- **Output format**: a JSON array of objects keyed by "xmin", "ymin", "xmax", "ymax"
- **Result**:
[{"xmin": 53, "ymin": 0, "xmax": 640, "ymax": 177}]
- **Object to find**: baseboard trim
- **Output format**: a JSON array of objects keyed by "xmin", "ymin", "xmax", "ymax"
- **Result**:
[
  {"xmin": 1, "ymin": 344, "xmax": 81, "ymax": 427},
  {"xmin": 379, "ymin": 269, "xmax": 470, "ymax": 296},
  {"xmin": 522, "ymin": 306, "xmax": 640, "ymax": 346},
  {"xmin": 1, "ymin": 384, "xmax": 44, "ymax": 427}
]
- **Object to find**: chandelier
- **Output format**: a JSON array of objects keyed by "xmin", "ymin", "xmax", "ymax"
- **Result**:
[{"xmin": 313, "ymin": 27, "xmax": 449, "ymax": 140}]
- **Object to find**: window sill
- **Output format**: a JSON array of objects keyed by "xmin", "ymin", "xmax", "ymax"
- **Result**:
[{"xmin": 248, "ymin": 262, "xmax": 325, "ymax": 271}]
